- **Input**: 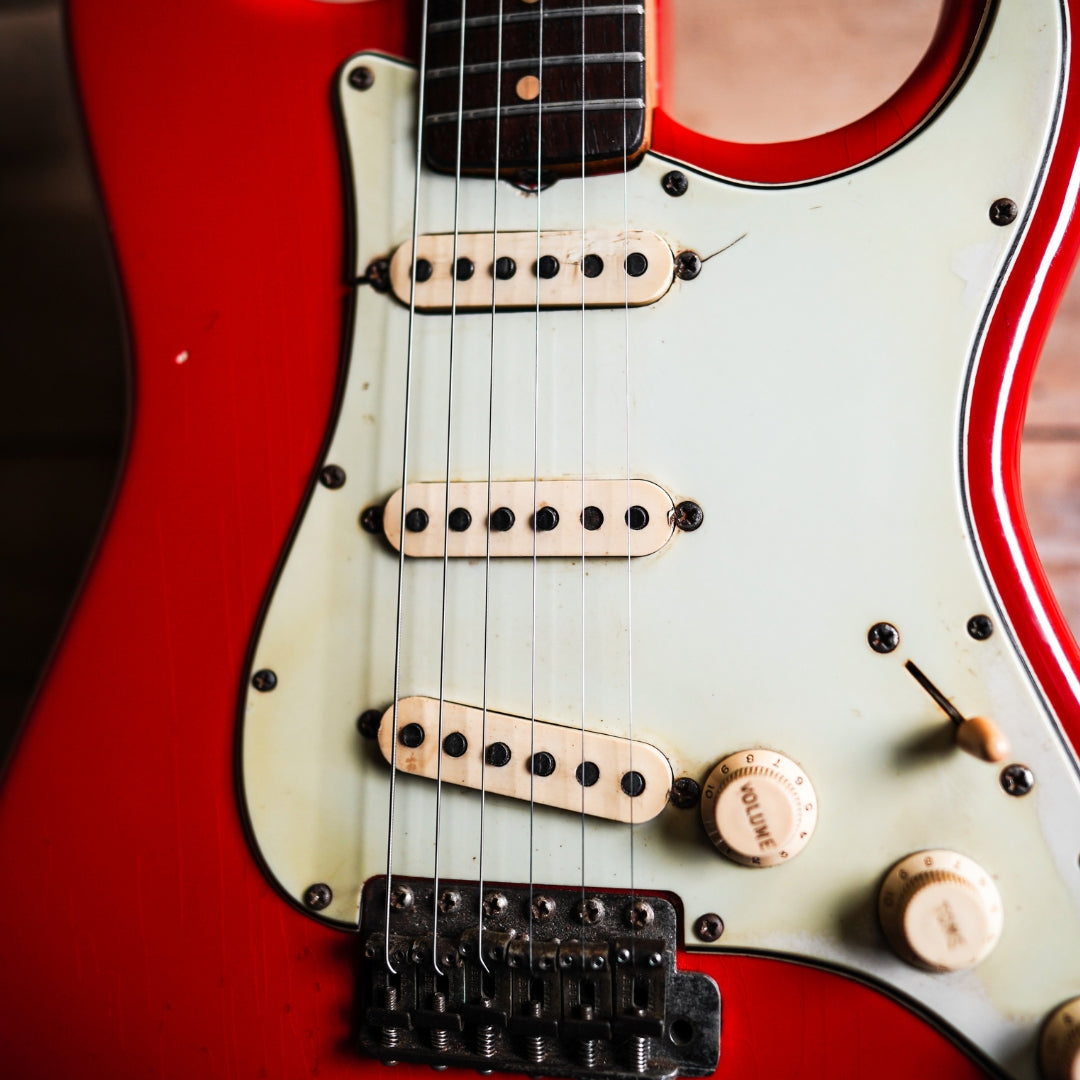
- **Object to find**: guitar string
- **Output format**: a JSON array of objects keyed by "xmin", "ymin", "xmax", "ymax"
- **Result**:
[
  {"xmin": 578, "ymin": 0, "xmax": 588, "ymax": 965},
  {"xmin": 384, "ymin": 0, "xmax": 433, "ymax": 976},
  {"xmin": 477, "ymin": 0, "xmax": 506, "ymax": 980},
  {"xmin": 430, "ymin": 0, "xmax": 473, "ymax": 978}
]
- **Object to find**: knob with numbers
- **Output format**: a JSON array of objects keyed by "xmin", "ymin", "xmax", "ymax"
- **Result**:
[
  {"xmin": 699, "ymin": 749, "xmax": 818, "ymax": 867},
  {"xmin": 877, "ymin": 850, "xmax": 1003, "ymax": 971},
  {"xmin": 1040, "ymin": 997, "xmax": 1080, "ymax": 1080}
]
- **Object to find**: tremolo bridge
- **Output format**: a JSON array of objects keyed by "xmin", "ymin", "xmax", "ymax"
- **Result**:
[{"xmin": 359, "ymin": 878, "xmax": 720, "ymax": 1080}]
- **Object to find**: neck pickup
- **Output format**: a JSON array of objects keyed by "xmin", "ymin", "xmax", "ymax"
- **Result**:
[{"xmin": 422, "ymin": 0, "xmax": 653, "ymax": 180}]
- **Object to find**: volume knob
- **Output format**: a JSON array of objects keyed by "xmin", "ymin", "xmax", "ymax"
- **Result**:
[
  {"xmin": 700, "ymin": 749, "xmax": 818, "ymax": 867},
  {"xmin": 878, "ymin": 850, "xmax": 1003, "ymax": 971}
]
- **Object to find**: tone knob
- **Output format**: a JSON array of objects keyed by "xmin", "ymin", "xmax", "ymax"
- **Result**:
[
  {"xmin": 700, "ymin": 749, "xmax": 817, "ymax": 867},
  {"xmin": 1041, "ymin": 998, "xmax": 1080, "ymax": 1080},
  {"xmin": 878, "ymin": 850, "xmax": 1003, "ymax": 971}
]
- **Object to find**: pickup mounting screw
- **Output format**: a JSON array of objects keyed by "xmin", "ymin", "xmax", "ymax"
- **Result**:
[
  {"xmin": 357, "ymin": 709, "xmax": 382, "ymax": 738},
  {"xmin": 490, "ymin": 507, "xmax": 515, "ymax": 531},
  {"xmin": 577, "ymin": 897, "xmax": 605, "ymax": 924},
  {"xmin": 662, "ymin": 170, "xmax": 688, "ymax": 197},
  {"xmin": 627, "ymin": 899, "xmax": 654, "ymax": 929},
  {"xmin": 670, "ymin": 776, "xmax": 700, "ymax": 809},
  {"xmin": 348, "ymin": 65, "xmax": 375, "ymax": 91},
  {"xmin": 675, "ymin": 251, "xmax": 701, "ymax": 281},
  {"xmin": 989, "ymin": 197, "xmax": 1018, "ymax": 226},
  {"xmin": 360, "ymin": 505, "xmax": 383, "ymax": 533},
  {"xmin": 400, "ymin": 723, "xmax": 425, "ymax": 748},
  {"xmin": 1000, "ymin": 763, "xmax": 1034, "ymax": 796},
  {"xmin": 252, "ymin": 669, "xmax": 277, "ymax": 692},
  {"xmin": 867, "ymin": 622, "xmax": 899, "ymax": 654},
  {"xmin": 534, "ymin": 506, "xmax": 559, "ymax": 531},
  {"xmin": 695, "ymin": 912, "xmax": 724, "ymax": 942},
  {"xmin": 483, "ymin": 891, "xmax": 509, "ymax": 917},
  {"xmin": 532, "ymin": 895, "xmax": 556, "ymax": 920},
  {"xmin": 672, "ymin": 500, "xmax": 704, "ymax": 531},
  {"xmin": 363, "ymin": 258, "xmax": 390, "ymax": 291},
  {"xmin": 448, "ymin": 507, "xmax": 472, "ymax": 531},
  {"xmin": 438, "ymin": 889, "xmax": 461, "ymax": 913},
  {"xmin": 389, "ymin": 884, "xmax": 414, "ymax": 910},
  {"xmin": 304, "ymin": 883, "xmax": 332, "ymax": 910},
  {"xmin": 320, "ymin": 464, "xmax": 346, "ymax": 489},
  {"xmin": 405, "ymin": 507, "xmax": 429, "ymax": 532},
  {"xmin": 967, "ymin": 614, "xmax": 994, "ymax": 640}
]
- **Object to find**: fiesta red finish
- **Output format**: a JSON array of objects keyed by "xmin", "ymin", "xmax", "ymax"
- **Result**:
[{"xmin": 0, "ymin": 2, "xmax": 1074, "ymax": 1078}]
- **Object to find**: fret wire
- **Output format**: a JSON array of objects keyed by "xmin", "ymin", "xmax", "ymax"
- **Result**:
[
  {"xmin": 428, "ymin": 4, "xmax": 643, "ymax": 34},
  {"xmin": 426, "ymin": 51, "xmax": 644, "ymax": 80},
  {"xmin": 426, "ymin": 98, "xmax": 644, "ymax": 125}
]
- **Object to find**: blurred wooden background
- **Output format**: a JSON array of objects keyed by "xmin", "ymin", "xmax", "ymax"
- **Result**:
[{"xmin": 1, "ymin": 0, "xmax": 1078, "ymax": 753}]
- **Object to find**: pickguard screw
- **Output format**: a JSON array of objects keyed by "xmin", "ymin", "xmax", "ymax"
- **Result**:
[
  {"xmin": 363, "ymin": 258, "xmax": 390, "ymax": 292},
  {"xmin": 252, "ymin": 669, "xmax": 277, "ymax": 692},
  {"xmin": 627, "ymin": 899, "xmax": 654, "ymax": 929},
  {"xmin": 577, "ymin": 897, "xmax": 605, "ymax": 924},
  {"xmin": 867, "ymin": 622, "xmax": 900, "ymax": 654},
  {"xmin": 532, "ymin": 895, "xmax": 556, "ymax": 920},
  {"xmin": 674, "ymin": 251, "xmax": 701, "ymax": 280},
  {"xmin": 1000, "ymin": 763, "xmax": 1034, "ymax": 796},
  {"xmin": 672, "ymin": 501, "xmax": 704, "ymax": 531},
  {"xmin": 400, "ymin": 723, "xmax": 425, "ymax": 748},
  {"xmin": 360, "ymin": 505, "xmax": 383, "ymax": 534},
  {"xmin": 438, "ymin": 889, "xmax": 461, "ymax": 913},
  {"xmin": 695, "ymin": 912, "xmax": 724, "ymax": 942},
  {"xmin": 389, "ymin": 884, "xmax": 414, "ymax": 910},
  {"xmin": 989, "ymin": 197, "xmax": 1018, "ymax": 226},
  {"xmin": 305, "ymin": 883, "xmax": 332, "ymax": 910},
  {"xmin": 357, "ymin": 709, "xmax": 382, "ymax": 738},
  {"xmin": 967, "ymin": 614, "xmax": 994, "ymax": 640},
  {"xmin": 662, "ymin": 170, "xmax": 688, "ymax": 197},
  {"xmin": 348, "ymin": 65, "xmax": 375, "ymax": 91},
  {"xmin": 483, "ymin": 891, "xmax": 508, "ymax": 917},
  {"xmin": 320, "ymin": 464, "xmax": 346, "ymax": 489},
  {"xmin": 670, "ymin": 776, "xmax": 701, "ymax": 809}
]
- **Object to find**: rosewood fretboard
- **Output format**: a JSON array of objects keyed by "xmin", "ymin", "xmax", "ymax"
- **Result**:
[{"xmin": 422, "ymin": 0, "xmax": 652, "ymax": 179}]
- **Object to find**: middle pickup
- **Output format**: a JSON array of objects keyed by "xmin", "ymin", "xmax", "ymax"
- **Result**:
[{"xmin": 382, "ymin": 479, "xmax": 676, "ymax": 558}]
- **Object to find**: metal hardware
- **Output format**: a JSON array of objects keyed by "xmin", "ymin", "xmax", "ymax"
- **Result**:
[
  {"xmin": 251, "ymin": 669, "xmax": 277, "ymax": 692},
  {"xmin": 443, "ymin": 731, "xmax": 468, "ymax": 757},
  {"xmin": 670, "ymin": 777, "xmax": 700, "ymax": 809},
  {"xmin": 661, "ymin": 171, "xmax": 688, "ymax": 197},
  {"xmin": 626, "ymin": 900, "xmax": 654, "ymax": 929},
  {"xmin": 693, "ymin": 913, "xmax": 723, "ymax": 943},
  {"xmin": 389, "ymin": 884, "xmax": 414, "ymax": 910},
  {"xmin": 989, "ymin": 197, "xmax": 1018, "ymax": 226},
  {"xmin": 400, "ymin": 723, "xmax": 425, "ymax": 748},
  {"xmin": 348, "ymin": 65, "xmax": 375, "ymax": 91},
  {"xmin": 363, "ymin": 257, "xmax": 390, "ymax": 291},
  {"xmin": 448, "ymin": 507, "xmax": 472, "ymax": 532},
  {"xmin": 535, "ymin": 507, "xmax": 560, "ymax": 532},
  {"xmin": 456, "ymin": 257, "xmax": 475, "ymax": 281},
  {"xmin": 491, "ymin": 507, "xmax": 516, "ymax": 531},
  {"xmin": 358, "ymin": 877, "xmax": 721, "ymax": 1079},
  {"xmin": 967, "ymin": 614, "xmax": 994, "ymax": 640},
  {"xmin": 320, "ymin": 464, "xmax": 346, "ymax": 489},
  {"xmin": 582, "ymin": 505, "xmax": 604, "ymax": 530},
  {"xmin": 405, "ymin": 507, "xmax": 429, "ymax": 532},
  {"xmin": 867, "ymin": 622, "xmax": 899, "ymax": 654},
  {"xmin": 357, "ymin": 709, "xmax": 382, "ymax": 738},
  {"xmin": 360, "ymin": 505, "xmax": 383, "ymax": 533},
  {"xmin": 486, "ymin": 742, "xmax": 512, "ymax": 767},
  {"xmin": 583, "ymin": 254, "xmax": 604, "ymax": 278},
  {"xmin": 304, "ymin": 883, "xmax": 332, "ymax": 910},
  {"xmin": 531, "ymin": 751, "xmax": 557, "ymax": 777},
  {"xmin": 1000, "ymin": 763, "xmax": 1035, "ymax": 796},
  {"xmin": 577, "ymin": 896, "xmax": 606, "ymax": 924},
  {"xmin": 674, "ymin": 252, "xmax": 700, "ymax": 281},
  {"xmin": 621, "ymin": 771, "xmax": 645, "ymax": 797},
  {"xmin": 439, "ymin": 890, "xmax": 462, "ymax": 914},
  {"xmin": 671, "ymin": 501, "xmax": 703, "ymax": 532},
  {"xmin": 625, "ymin": 252, "xmax": 648, "ymax": 277}
]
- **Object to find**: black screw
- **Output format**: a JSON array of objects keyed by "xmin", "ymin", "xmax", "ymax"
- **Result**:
[
  {"xmin": 537, "ymin": 255, "xmax": 560, "ymax": 279},
  {"xmin": 456, "ymin": 257, "xmax": 475, "ymax": 281},
  {"xmin": 405, "ymin": 507, "xmax": 429, "ymax": 532},
  {"xmin": 581, "ymin": 505, "xmax": 604, "ymax": 531},
  {"xmin": 576, "ymin": 761, "xmax": 600, "ymax": 787},
  {"xmin": 348, "ymin": 65, "xmax": 374, "ymax": 91},
  {"xmin": 1000, "ymin": 763, "xmax": 1034, "ymax": 796},
  {"xmin": 967, "ymin": 614, "xmax": 994, "ymax": 641},
  {"xmin": 305, "ymin": 883, "xmax": 333, "ymax": 910},
  {"xmin": 625, "ymin": 505, "xmax": 649, "ymax": 530},
  {"xmin": 448, "ymin": 507, "xmax": 472, "ymax": 532},
  {"xmin": 582, "ymin": 253, "xmax": 604, "ymax": 278},
  {"xmin": 485, "ymin": 741, "xmax": 512, "ymax": 767},
  {"xmin": 363, "ymin": 257, "xmax": 390, "ymax": 292},
  {"xmin": 672, "ymin": 500, "xmax": 704, "ymax": 531},
  {"xmin": 670, "ymin": 776, "xmax": 701, "ymax": 809},
  {"xmin": 414, "ymin": 258, "xmax": 433, "ymax": 283},
  {"xmin": 360, "ymin": 505, "xmax": 383, "ymax": 534},
  {"xmin": 675, "ymin": 251, "xmax": 701, "ymax": 280},
  {"xmin": 357, "ymin": 709, "xmax": 382, "ymax": 738},
  {"xmin": 989, "ymin": 198, "xmax": 1018, "ymax": 226},
  {"xmin": 443, "ymin": 731, "xmax": 468, "ymax": 757},
  {"xmin": 662, "ymin": 170, "xmax": 688, "ymax": 197},
  {"xmin": 695, "ymin": 913, "xmax": 724, "ymax": 942},
  {"xmin": 490, "ymin": 506, "xmax": 515, "ymax": 531},
  {"xmin": 320, "ymin": 464, "xmax": 346, "ymax": 489},
  {"xmin": 400, "ymin": 723, "xmax": 425, "ymax": 748},
  {"xmin": 621, "ymin": 771, "xmax": 646, "ymax": 797},
  {"xmin": 534, "ymin": 506, "xmax": 559, "ymax": 531},
  {"xmin": 868, "ymin": 622, "xmax": 900, "ymax": 654},
  {"xmin": 531, "ymin": 751, "xmax": 556, "ymax": 777},
  {"xmin": 252, "ymin": 669, "xmax": 277, "ymax": 692},
  {"xmin": 625, "ymin": 252, "xmax": 648, "ymax": 277},
  {"xmin": 495, "ymin": 256, "xmax": 517, "ymax": 280}
]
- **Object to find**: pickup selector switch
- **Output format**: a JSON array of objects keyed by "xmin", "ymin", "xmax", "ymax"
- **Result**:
[
  {"xmin": 878, "ymin": 850, "xmax": 1003, "ymax": 971},
  {"xmin": 700, "ymin": 750, "xmax": 818, "ymax": 867}
]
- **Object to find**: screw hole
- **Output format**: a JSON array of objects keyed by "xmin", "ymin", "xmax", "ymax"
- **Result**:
[{"xmin": 669, "ymin": 1019, "xmax": 694, "ymax": 1046}]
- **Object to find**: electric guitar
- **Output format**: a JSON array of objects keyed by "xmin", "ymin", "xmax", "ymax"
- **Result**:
[{"xmin": 3, "ymin": 1, "xmax": 1080, "ymax": 1078}]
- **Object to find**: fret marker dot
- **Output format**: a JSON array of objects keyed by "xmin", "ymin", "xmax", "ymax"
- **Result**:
[{"xmin": 516, "ymin": 75, "xmax": 540, "ymax": 102}]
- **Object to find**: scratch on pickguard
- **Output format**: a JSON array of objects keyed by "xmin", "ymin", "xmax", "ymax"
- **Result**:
[{"xmin": 701, "ymin": 232, "xmax": 748, "ymax": 264}]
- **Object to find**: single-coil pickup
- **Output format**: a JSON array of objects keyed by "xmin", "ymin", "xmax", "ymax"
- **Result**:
[
  {"xmin": 382, "ymin": 479, "xmax": 675, "ymax": 558},
  {"xmin": 388, "ymin": 230, "xmax": 674, "ymax": 310},
  {"xmin": 379, "ymin": 697, "xmax": 673, "ymax": 823}
]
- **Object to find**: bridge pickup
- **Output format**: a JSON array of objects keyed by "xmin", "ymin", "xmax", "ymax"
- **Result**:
[
  {"xmin": 388, "ymin": 230, "xmax": 674, "ymax": 310},
  {"xmin": 382, "ymin": 479, "xmax": 676, "ymax": 558},
  {"xmin": 378, "ymin": 697, "xmax": 673, "ymax": 824}
]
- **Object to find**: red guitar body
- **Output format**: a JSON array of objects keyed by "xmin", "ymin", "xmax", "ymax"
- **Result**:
[{"xmin": 2, "ymin": 2, "xmax": 1080, "ymax": 1077}]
